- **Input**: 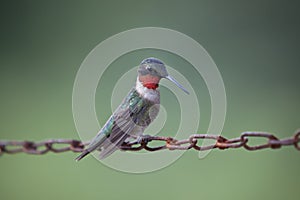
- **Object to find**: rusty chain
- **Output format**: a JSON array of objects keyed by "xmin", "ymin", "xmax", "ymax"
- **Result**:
[{"xmin": 0, "ymin": 130, "xmax": 299, "ymax": 156}]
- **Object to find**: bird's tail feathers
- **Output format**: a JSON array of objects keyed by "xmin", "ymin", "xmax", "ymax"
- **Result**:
[{"xmin": 75, "ymin": 150, "xmax": 91, "ymax": 161}]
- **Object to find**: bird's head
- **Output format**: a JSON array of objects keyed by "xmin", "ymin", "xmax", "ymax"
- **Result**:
[{"xmin": 138, "ymin": 57, "xmax": 189, "ymax": 94}]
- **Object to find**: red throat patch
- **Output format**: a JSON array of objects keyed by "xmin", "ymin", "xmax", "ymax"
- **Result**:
[
  {"xmin": 139, "ymin": 75, "xmax": 160, "ymax": 90},
  {"xmin": 143, "ymin": 83, "xmax": 159, "ymax": 89}
]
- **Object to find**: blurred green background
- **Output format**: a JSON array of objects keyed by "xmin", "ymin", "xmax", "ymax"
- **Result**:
[{"xmin": 0, "ymin": 0, "xmax": 299, "ymax": 199}]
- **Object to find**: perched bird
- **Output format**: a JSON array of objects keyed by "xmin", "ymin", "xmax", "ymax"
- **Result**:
[{"xmin": 76, "ymin": 58, "xmax": 189, "ymax": 161}]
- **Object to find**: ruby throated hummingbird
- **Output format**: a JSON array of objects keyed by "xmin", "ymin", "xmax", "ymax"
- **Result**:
[{"xmin": 76, "ymin": 58, "xmax": 189, "ymax": 161}]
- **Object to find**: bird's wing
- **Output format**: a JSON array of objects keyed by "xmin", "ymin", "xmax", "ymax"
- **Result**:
[
  {"xmin": 76, "ymin": 88, "xmax": 154, "ymax": 161},
  {"xmin": 98, "ymin": 112, "xmax": 136, "ymax": 159},
  {"xmin": 98, "ymin": 89, "xmax": 144, "ymax": 159},
  {"xmin": 75, "ymin": 88, "xmax": 138, "ymax": 161}
]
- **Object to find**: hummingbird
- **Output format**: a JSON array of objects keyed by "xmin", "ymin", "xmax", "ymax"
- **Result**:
[{"xmin": 75, "ymin": 57, "xmax": 189, "ymax": 161}]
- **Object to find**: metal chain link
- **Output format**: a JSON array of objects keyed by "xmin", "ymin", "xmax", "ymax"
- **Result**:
[{"xmin": 0, "ymin": 130, "xmax": 299, "ymax": 156}]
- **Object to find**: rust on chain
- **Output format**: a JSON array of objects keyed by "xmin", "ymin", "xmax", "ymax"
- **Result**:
[
  {"xmin": 0, "ymin": 130, "xmax": 299, "ymax": 156},
  {"xmin": 0, "ymin": 139, "xmax": 87, "ymax": 155}
]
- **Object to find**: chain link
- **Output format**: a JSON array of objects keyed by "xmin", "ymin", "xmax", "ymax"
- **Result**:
[
  {"xmin": 0, "ymin": 130, "xmax": 299, "ymax": 156},
  {"xmin": 0, "ymin": 139, "xmax": 87, "ymax": 155}
]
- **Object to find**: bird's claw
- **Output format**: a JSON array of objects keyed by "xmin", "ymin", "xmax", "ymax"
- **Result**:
[
  {"xmin": 136, "ymin": 134, "xmax": 152, "ymax": 144},
  {"xmin": 125, "ymin": 134, "xmax": 153, "ymax": 146}
]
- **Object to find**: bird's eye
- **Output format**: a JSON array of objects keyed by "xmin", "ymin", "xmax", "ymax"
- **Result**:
[{"xmin": 146, "ymin": 66, "xmax": 153, "ymax": 71}]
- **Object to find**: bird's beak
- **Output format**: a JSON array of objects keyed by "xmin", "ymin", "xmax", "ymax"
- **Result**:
[{"xmin": 165, "ymin": 75, "xmax": 189, "ymax": 94}]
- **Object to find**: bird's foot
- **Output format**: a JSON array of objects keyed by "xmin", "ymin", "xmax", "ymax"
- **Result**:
[
  {"xmin": 125, "ymin": 134, "xmax": 153, "ymax": 146},
  {"xmin": 136, "ymin": 134, "xmax": 152, "ymax": 144}
]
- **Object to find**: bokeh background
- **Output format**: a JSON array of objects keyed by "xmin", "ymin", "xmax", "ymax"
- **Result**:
[{"xmin": 0, "ymin": 0, "xmax": 299, "ymax": 199}]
